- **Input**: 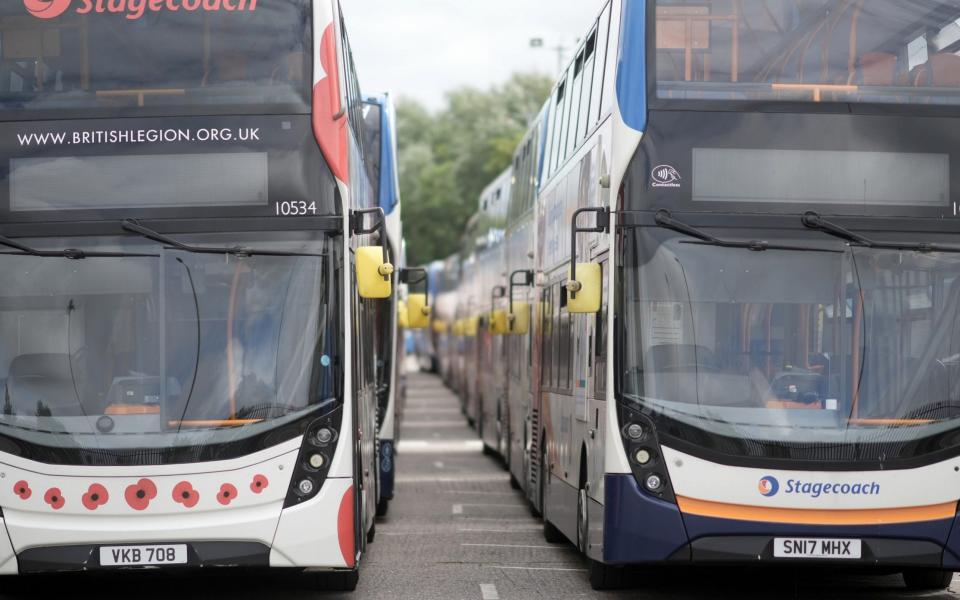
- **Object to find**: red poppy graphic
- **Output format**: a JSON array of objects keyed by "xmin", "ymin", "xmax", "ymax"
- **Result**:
[
  {"xmin": 250, "ymin": 474, "xmax": 269, "ymax": 494},
  {"xmin": 13, "ymin": 480, "xmax": 31, "ymax": 500},
  {"xmin": 172, "ymin": 481, "xmax": 199, "ymax": 508},
  {"xmin": 43, "ymin": 487, "xmax": 65, "ymax": 510},
  {"xmin": 81, "ymin": 483, "xmax": 109, "ymax": 511},
  {"xmin": 124, "ymin": 478, "xmax": 157, "ymax": 511},
  {"xmin": 217, "ymin": 483, "xmax": 238, "ymax": 506}
]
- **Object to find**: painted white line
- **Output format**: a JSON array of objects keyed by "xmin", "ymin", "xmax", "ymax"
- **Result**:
[
  {"xmin": 443, "ymin": 491, "xmax": 519, "ymax": 496},
  {"xmin": 458, "ymin": 528, "xmax": 542, "ymax": 533},
  {"xmin": 434, "ymin": 461, "xmax": 445, "ymax": 469},
  {"xmin": 479, "ymin": 583, "xmax": 500, "ymax": 600},
  {"xmin": 395, "ymin": 475, "xmax": 510, "ymax": 483},
  {"xmin": 462, "ymin": 543, "xmax": 568, "ymax": 550},
  {"xmin": 485, "ymin": 565, "xmax": 588, "ymax": 572},
  {"xmin": 397, "ymin": 440, "xmax": 483, "ymax": 454},
  {"xmin": 457, "ymin": 503, "xmax": 525, "ymax": 508},
  {"xmin": 452, "ymin": 504, "xmax": 463, "ymax": 515}
]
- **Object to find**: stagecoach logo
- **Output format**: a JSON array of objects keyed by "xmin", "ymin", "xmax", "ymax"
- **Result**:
[
  {"xmin": 24, "ymin": 0, "xmax": 258, "ymax": 20},
  {"xmin": 758, "ymin": 476, "xmax": 779, "ymax": 497},
  {"xmin": 651, "ymin": 165, "xmax": 682, "ymax": 188}
]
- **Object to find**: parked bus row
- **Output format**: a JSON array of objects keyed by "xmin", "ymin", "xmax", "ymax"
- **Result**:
[
  {"xmin": 0, "ymin": 0, "xmax": 414, "ymax": 591},
  {"xmin": 425, "ymin": 0, "xmax": 960, "ymax": 591}
]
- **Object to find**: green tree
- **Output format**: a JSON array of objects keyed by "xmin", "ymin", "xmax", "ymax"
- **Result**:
[{"xmin": 399, "ymin": 72, "xmax": 552, "ymax": 266}]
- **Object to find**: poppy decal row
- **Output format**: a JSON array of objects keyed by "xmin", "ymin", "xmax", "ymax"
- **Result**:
[{"xmin": 10, "ymin": 474, "xmax": 269, "ymax": 511}]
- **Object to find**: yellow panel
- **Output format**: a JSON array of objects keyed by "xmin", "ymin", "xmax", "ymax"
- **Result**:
[
  {"xmin": 490, "ymin": 310, "xmax": 509, "ymax": 335},
  {"xmin": 567, "ymin": 263, "xmax": 602, "ymax": 314},
  {"xmin": 356, "ymin": 246, "xmax": 392, "ymax": 299},
  {"xmin": 408, "ymin": 293, "xmax": 431, "ymax": 329},
  {"xmin": 397, "ymin": 301, "xmax": 409, "ymax": 329},
  {"xmin": 509, "ymin": 301, "xmax": 530, "ymax": 335},
  {"xmin": 465, "ymin": 316, "xmax": 480, "ymax": 337}
]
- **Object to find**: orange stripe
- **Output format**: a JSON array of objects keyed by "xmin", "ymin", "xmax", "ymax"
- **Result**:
[
  {"xmin": 167, "ymin": 419, "xmax": 262, "ymax": 428},
  {"xmin": 677, "ymin": 496, "xmax": 958, "ymax": 526},
  {"xmin": 105, "ymin": 405, "xmax": 160, "ymax": 415}
]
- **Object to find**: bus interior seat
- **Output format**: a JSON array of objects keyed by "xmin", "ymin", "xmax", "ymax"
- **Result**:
[
  {"xmin": 202, "ymin": 53, "xmax": 248, "ymax": 86},
  {"xmin": 6, "ymin": 353, "xmax": 83, "ymax": 417},
  {"xmin": 271, "ymin": 52, "xmax": 307, "ymax": 84},
  {"xmin": 850, "ymin": 52, "xmax": 897, "ymax": 85},
  {"xmin": 914, "ymin": 53, "xmax": 960, "ymax": 87}
]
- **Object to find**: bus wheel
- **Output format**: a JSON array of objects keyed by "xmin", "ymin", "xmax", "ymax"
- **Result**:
[
  {"xmin": 366, "ymin": 521, "xmax": 376, "ymax": 544},
  {"xmin": 588, "ymin": 559, "xmax": 626, "ymax": 591},
  {"xmin": 376, "ymin": 497, "xmax": 390, "ymax": 517},
  {"xmin": 902, "ymin": 568, "xmax": 953, "ymax": 591}
]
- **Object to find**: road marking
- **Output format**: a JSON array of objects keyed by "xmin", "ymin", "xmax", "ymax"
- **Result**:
[
  {"xmin": 485, "ymin": 565, "xmax": 588, "ymax": 572},
  {"xmin": 463, "ymin": 543, "xmax": 568, "ymax": 550},
  {"xmin": 479, "ymin": 583, "xmax": 500, "ymax": 600},
  {"xmin": 396, "ymin": 475, "xmax": 510, "ymax": 483},
  {"xmin": 452, "ymin": 504, "xmax": 463, "ymax": 515},
  {"xmin": 444, "ymin": 491, "xmax": 518, "ymax": 496},
  {"xmin": 458, "ymin": 527, "xmax": 542, "ymax": 533},
  {"xmin": 457, "ymin": 503, "xmax": 525, "ymax": 508},
  {"xmin": 397, "ymin": 440, "xmax": 483, "ymax": 454},
  {"xmin": 434, "ymin": 461, "xmax": 445, "ymax": 468}
]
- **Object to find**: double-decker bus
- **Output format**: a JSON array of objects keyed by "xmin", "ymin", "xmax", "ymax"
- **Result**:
[
  {"xmin": 0, "ymin": 0, "xmax": 393, "ymax": 590},
  {"xmin": 474, "ymin": 170, "xmax": 512, "ymax": 458},
  {"xmin": 361, "ymin": 93, "xmax": 403, "ymax": 518},
  {"xmin": 471, "ymin": 0, "xmax": 960, "ymax": 591}
]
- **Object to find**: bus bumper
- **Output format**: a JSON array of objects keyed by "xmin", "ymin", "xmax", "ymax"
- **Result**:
[
  {"xmin": 603, "ymin": 474, "xmax": 957, "ymax": 569},
  {"xmin": 0, "ymin": 441, "xmax": 355, "ymax": 573}
]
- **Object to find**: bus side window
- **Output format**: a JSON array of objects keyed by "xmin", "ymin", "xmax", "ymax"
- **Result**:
[
  {"xmin": 542, "ymin": 285, "xmax": 553, "ymax": 389},
  {"xmin": 594, "ymin": 259, "xmax": 608, "ymax": 398}
]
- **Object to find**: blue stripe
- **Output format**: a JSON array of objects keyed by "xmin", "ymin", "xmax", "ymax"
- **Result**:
[{"xmin": 616, "ymin": 0, "xmax": 648, "ymax": 132}]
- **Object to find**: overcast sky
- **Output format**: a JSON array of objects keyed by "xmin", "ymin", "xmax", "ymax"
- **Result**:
[{"xmin": 345, "ymin": 0, "xmax": 606, "ymax": 110}]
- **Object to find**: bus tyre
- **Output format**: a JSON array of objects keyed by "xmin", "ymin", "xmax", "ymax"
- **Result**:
[
  {"xmin": 366, "ymin": 521, "xmax": 376, "ymax": 544},
  {"xmin": 376, "ymin": 497, "xmax": 390, "ymax": 517},
  {"xmin": 509, "ymin": 474, "xmax": 521, "ymax": 490},
  {"xmin": 902, "ymin": 568, "xmax": 953, "ymax": 591},
  {"xmin": 542, "ymin": 513, "xmax": 566, "ymax": 544},
  {"xmin": 588, "ymin": 559, "xmax": 626, "ymax": 591}
]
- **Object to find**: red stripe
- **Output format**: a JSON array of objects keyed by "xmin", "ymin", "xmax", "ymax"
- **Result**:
[{"xmin": 337, "ymin": 485, "xmax": 355, "ymax": 567}]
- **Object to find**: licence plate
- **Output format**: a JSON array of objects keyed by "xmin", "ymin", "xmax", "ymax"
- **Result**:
[
  {"xmin": 774, "ymin": 538, "xmax": 861, "ymax": 560},
  {"xmin": 99, "ymin": 544, "xmax": 188, "ymax": 567}
]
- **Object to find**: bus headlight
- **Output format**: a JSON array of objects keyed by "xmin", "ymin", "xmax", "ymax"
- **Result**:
[
  {"xmin": 625, "ymin": 423, "xmax": 644, "ymax": 440},
  {"xmin": 645, "ymin": 474, "xmax": 663, "ymax": 492},
  {"xmin": 307, "ymin": 453, "xmax": 326, "ymax": 469},
  {"xmin": 634, "ymin": 448, "xmax": 652, "ymax": 465},
  {"xmin": 314, "ymin": 427, "xmax": 335, "ymax": 445},
  {"xmin": 297, "ymin": 478, "xmax": 316, "ymax": 496}
]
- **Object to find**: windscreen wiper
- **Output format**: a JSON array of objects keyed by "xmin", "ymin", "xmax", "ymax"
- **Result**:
[
  {"xmin": 654, "ymin": 210, "xmax": 840, "ymax": 253},
  {"xmin": 122, "ymin": 219, "xmax": 325, "ymax": 257},
  {"xmin": 802, "ymin": 211, "xmax": 960, "ymax": 254},
  {"xmin": 0, "ymin": 233, "xmax": 155, "ymax": 259}
]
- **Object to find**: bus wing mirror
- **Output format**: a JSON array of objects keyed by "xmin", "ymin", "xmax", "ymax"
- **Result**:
[
  {"xmin": 566, "ymin": 208, "xmax": 608, "ymax": 314},
  {"xmin": 508, "ymin": 270, "xmax": 535, "ymax": 334},
  {"xmin": 397, "ymin": 300, "xmax": 409, "ymax": 329},
  {"xmin": 490, "ymin": 285, "xmax": 507, "ymax": 335},
  {"xmin": 352, "ymin": 208, "xmax": 393, "ymax": 299},
  {"xmin": 401, "ymin": 268, "xmax": 431, "ymax": 329}
]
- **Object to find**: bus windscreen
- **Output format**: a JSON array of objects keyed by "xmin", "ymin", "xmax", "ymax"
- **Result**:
[
  {"xmin": 0, "ymin": 1, "xmax": 311, "ymax": 117},
  {"xmin": 656, "ymin": 0, "xmax": 960, "ymax": 106}
]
